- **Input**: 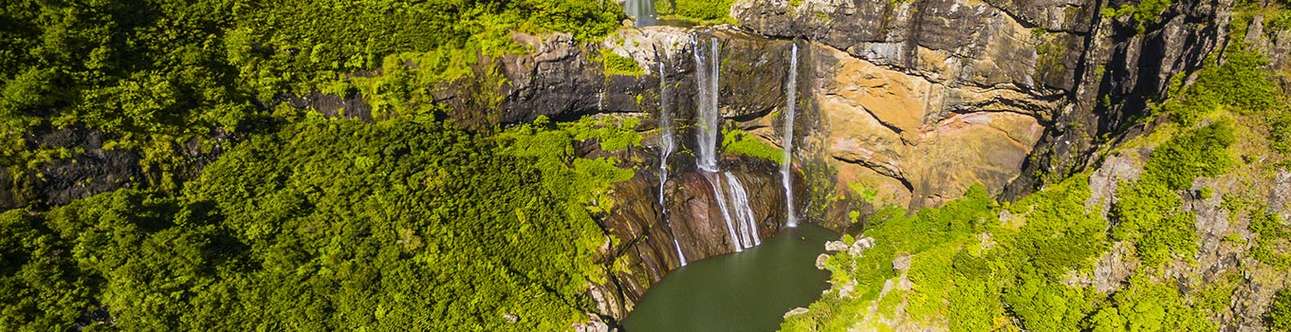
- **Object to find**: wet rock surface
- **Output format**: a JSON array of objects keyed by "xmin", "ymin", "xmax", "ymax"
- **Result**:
[{"xmin": 593, "ymin": 156, "xmax": 793, "ymax": 318}]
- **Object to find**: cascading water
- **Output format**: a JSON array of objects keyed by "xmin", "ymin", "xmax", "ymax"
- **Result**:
[
  {"xmin": 723, "ymin": 172, "xmax": 761, "ymax": 247},
  {"xmin": 781, "ymin": 43, "xmax": 800, "ymax": 228},
  {"xmin": 624, "ymin": 0, "xmax": 657, "ymax": 27},
  {"xmin": 656, "ymin": 60, "xmax": 687, "ymax": 266},
  {"xmin": 692, "ymin": 36, "xmax": 745, "ymax": 252},
  {"xmin": 693, "ymin": 37, "xmax": 721, "ymax": 173},
  {"xmin": 704, "ymin": 172, "xmax": 743, "ymax": 252}
]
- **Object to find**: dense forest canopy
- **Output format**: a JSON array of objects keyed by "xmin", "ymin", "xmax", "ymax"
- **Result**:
[
  {"xmin": 1, "ymin": 0, "xmax": 636, "ymax": 329},
  {"xmin": 2, "ymin": 118, "xmax": 631, "ymax": 329},
  {"xmin": 0, "ymin": 0, "xmax": 623, "ymax": 198}
]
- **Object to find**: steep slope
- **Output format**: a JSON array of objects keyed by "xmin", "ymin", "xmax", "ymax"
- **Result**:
[{"xmin": 781, "ymin": 4, "xmax": 1291, "ymax": 329}]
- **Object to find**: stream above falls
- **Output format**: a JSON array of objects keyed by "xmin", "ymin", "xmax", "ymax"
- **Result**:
[{"xmin": 620, "ymin": 223, "xmax": 836, "ymax": 332}]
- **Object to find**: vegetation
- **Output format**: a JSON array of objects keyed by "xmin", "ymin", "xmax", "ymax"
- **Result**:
[
  {"xmin": 722, "ymin": 128, "xmax": 784, "ymax": 165},
  {"xmin": 1101, "ymin": 0, "xmax": 1174, "ymax": 32},
  {"xmin": 1112, "ymin": 121, "xmax": 1234, "ymax": 266},
  {"xmin": 1273, "ymin": 288, "xmax": 1291, "ymax": 331},
  {"xmin": 0, "ymin": 116, "xmax": 642, "ymax": 329},
  {"xmin": 655, "ymin": 0, "xmax": 737, "ymax": 24},
  {"xmin": 784, "ymin": 11, "xmax": 1289, "ymax": 329},
  {"xmin": 1, "ymin": 0, "xmax": 626, "ymax": 203},
  {"xmin": 593, "ymin": 49, "xmax": 646, "ymax": 77},
  {"xmin": 0, "ymin": 2, "xmax": 639, "ymax": 327},
  {"xmin": 1251, "ymin": 209, "xmax": 1291, "ymax": 268}
]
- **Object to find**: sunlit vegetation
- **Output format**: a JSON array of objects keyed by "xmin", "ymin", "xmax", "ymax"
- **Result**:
[
  {"xmin": 722, "ymin": 128, "xmax": 783, "ymax": 165},
  {"xmin": 1111, "ymin": 121, "xmax": 1234, "ymax": 267},
  {"xmin": 1, "ymin": 116, "xmax": 642, "ymax": 329},
  {"xmin": 655, "ymin": 0, "xmax": 737, "ymax": 24},
  {"xmin": 1273, "ymin": 288, "xmax": 1291, "ymax": 331},
  {"xmin": 783, "ymin": 10, "xmax": 1289, "ymax": 328},
  {"xmin": 1, "ymin": 0, "xmax": 643, "ymax": 328},
  {"xmin": 1, "ymin": 0, "xmax": 625, "ymax": 202},
  {"xmin": 593, "ymin": 49, "xmax": 646, "ymax": 77}
]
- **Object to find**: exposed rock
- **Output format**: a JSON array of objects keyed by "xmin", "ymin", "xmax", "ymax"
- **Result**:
[
  {"xmin": 573, "ymin": 314, "xmax": 611, "ymax": 332},
  {"xmin": 1242, "ymin": 14, "xmax": 1291, "ymax": 93},
  {"xmin": 892, "ymin": 254, "xmax": 912, "ymax": 271},
  {"xmin": 2, "ymin": 126, "xmax": 226, "ymax": 210},
  {"xmin": 733, "ymin": 0, "xmax": 1232, "ymax": 203},
  {"xmin": 1091, "ymin": 242, "xmax": 1137, "ymax": 293},
  {"xmin": 1087, "ymin": 152, "xmax": 1143, "ymax": 217},
  {"xmin": 596, "ymin": 154, "xmax": 790, "ymax": 319},
  {"xmin": 784, "ymin": 307, "xmax": 810, "ymax": 319},
  {"xmin": 811, "ymin": 41, "xmax": 1050, "ymax": 208},
  {"xmin": 825, "ymin": 240, "xmax": 849, "ymax": 252},
  {"xmin": 850, "ymin": 236, "xmax": 877, "ymax": 257},
  {"xmin": 1269, "ymin": 170, "xmax": 1291, "ymax": 221},
  {"xmin": 816, "ymin": 253, "xmax": 831, "ymax": 269},
  {"xmin": 838, "ymin": 280, "xmax": 858, "ymax": 298}
]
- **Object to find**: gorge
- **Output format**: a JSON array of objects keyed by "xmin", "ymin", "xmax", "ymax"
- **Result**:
[{"xmin": 1, "ymin": 0, "xmax": 1290, "ymax": 331}]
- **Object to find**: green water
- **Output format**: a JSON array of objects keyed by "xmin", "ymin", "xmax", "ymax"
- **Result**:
[{"xmin": 621, "ymin": 223, "xmax": 836, "ymax": 332}]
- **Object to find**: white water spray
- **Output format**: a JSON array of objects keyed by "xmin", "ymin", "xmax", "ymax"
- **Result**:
[
  {"xmin": 703, "ymin": 172, "xmax": 743, "ymax": 252},
  {"xmin": 624, "ymin": 0, "xmax": 657, "ymax": 26},
  {"xmin": 693, "ymin": 37, "xmax": 721, "ymax": 173},
  {"xmin": 691, "ymin": 36, "xmax": 748, "ymax": 251},
  {"xmin": 781, "ymin": 43, "xmax": 799, "ymax": 228},
  {"xmin": 723, "ymin": 172, "xmax": 761, "ymax": 247}
]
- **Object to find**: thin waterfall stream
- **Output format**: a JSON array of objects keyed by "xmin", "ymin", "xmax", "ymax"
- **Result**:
[
  {"xmin": 781, "ymin": 43, "xmax": 799, "ymax": 228},
  {"xmin": 692, "ymin": 35, "xmax": 761, "ymax": 251},
  {"xmin": 656, "ymin": 58, "xmax": 687, "ymax": 266}
]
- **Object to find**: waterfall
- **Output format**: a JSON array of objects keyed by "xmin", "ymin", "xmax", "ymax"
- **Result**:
[
  {"xmin": 624, "ymin": 0, "xmax": 657, "ymax": 27},
  {"xmin": 656, "ymin": 60, "xmax": 687, "ymax": 266},
  {"xmin": 723, "ymin": 172, "xmax": 761, "ymax": 247},
  {"xmin": 781, "ymin": 43, "xmax": 800, "ymax": 228},
  {"xmin": 690, "ymin": 35, "xmax": 746, "ymax": 252},
  {"xmin": 703, "ymin": 172, "xmax": 744, "ymax": 252},
  {"xmin": 689, "ymin": 36, "xmax": 764, "ymax": 252},
  {"xmin": 693, "ymin": 37, "xmax": 721, "ymax": 173}
]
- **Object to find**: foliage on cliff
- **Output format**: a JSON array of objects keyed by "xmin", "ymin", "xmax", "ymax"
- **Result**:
[
  {"xmin": 723, "ymin": 128, "xmax": 784, "ymax": 165},
  {"xmin": 655, "ymin": 0, "xmax": 737, "ymax": 24},
  {"xmin": 1273, "ymin": 288, "xmax": 1291, "ymax": 331},
  {"xmin": 1, "ymin": 0, "xmax": 625, "ymax": 205},
  {"xmin": 0, "ymin": 116, "xmax": 642, "ymax": 329},
  {"xmin": 1, "ymin": 1, "xmax": 647, "ymax": 329}
]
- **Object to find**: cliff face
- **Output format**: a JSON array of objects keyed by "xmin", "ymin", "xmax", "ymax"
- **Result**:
[
  {"xmin": 469, "ymin": 2, "xmax": 1236, "ymax": 320},
  {"xmin": 733, "ymin": 0, "xmax": 1232, "ymax": 206},
  {"xmin": 483, "ymin": 0, "xmax": 1231, "ymax": 214}
]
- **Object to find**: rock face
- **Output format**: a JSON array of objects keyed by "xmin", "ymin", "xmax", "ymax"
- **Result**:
[
  {"xmin": 1073, "ymin": 147, "xmax": 1288, "ymax": 331},
  {"xmin": 732, "ymin": 0, "xmax": 1232, "ymax": 206},
  {"xmin": 1, "ymin": 127, "xmax": 220, "ymax": 210}
]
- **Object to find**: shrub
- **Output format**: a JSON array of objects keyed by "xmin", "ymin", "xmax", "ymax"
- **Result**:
[
  {"xmin": 722, "ymin": 128, "xmax": 784, "ymax": 164},
  {"xmin": 1272, "ymin": 288, "xmax": 1291, "ymax": 331}
]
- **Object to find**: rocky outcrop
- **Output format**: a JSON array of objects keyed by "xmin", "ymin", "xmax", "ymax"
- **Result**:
[
  {"xmin": 1073, "ymin": 146, "xmax": 1288, "ymax": 331},
  {"xmin": 1242, "ymin": 10, "xmax": 1291, "ymax": 93},
  {"xmin": 3, "ymin": 127, "xmax": 170, "ymax": 210}
]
